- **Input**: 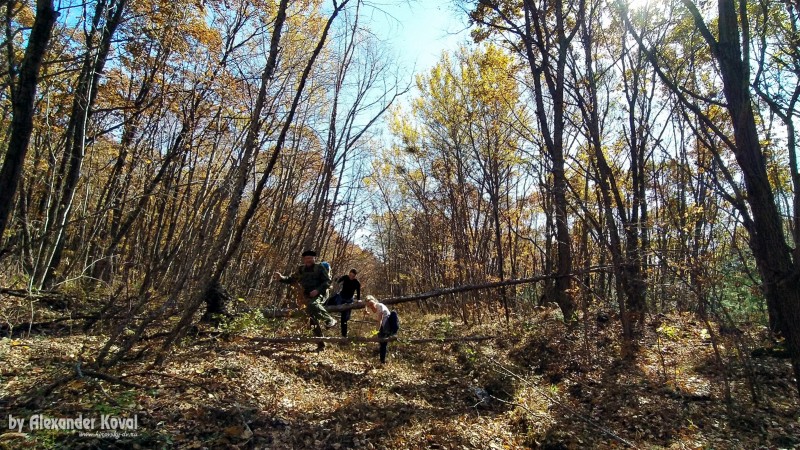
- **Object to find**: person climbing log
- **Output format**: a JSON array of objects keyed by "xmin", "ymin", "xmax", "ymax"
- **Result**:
[
  {"xmin": 333, "ymin": 268, "xmax": 361, "ymax": 337},
  {"xmin": 365, "ymin": 295, "xmax": 400, "ymax": 364},
  {"xmin": 273, "ymin": 250, "xmax": 336, "ymax": 351}
]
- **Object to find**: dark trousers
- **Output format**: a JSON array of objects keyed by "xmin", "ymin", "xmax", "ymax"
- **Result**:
[
  {"xmin": 338, "ymin": 296, "xmax": 354, "ymax": 337},
  {"xmin": 311, "ymin": 318, "xmax": 324, "ymax": 350},
  {"xmin": 306, "ymin": 294, "xmax": 334, "ymax": 325},
  {"xmin": 378, "ymin": 323, "xmax": 390, "ymax": 363},
  {"xmin": 377, "ymin": 312, "xmax": 399, "ymax": 363},
  {"xmin": 379, "ymin": 342, "xmax": 388, "ymax": 363}
]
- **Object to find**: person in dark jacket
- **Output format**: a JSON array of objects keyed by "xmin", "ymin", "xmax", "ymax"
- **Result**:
[
  {"xmin": 273, "ymin": 250, "xmax": 336, "ymax": 350},
  {"xmin": 334, "ymin": 269, "xmax": 361, "ymax": 337}
]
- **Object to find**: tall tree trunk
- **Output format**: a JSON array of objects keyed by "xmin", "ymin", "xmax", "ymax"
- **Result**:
[
  {"xmin": 37, "ymin": 0, "xmax": 127, "ymax": 288},
  {"xmin": 622, "ymin": 41, "xmax": 649, "ymax": 327},
  {"xmin": 655, "ymin": 0, "xmax": 800, "ymax": 394},
  {"xmin": 521, "ymin": 0, "xmax": 580, "ymax": 320},
  {"xmin": 0, "ymin": 0, "xmax": 57, "ymax": 246},
  {"xmin": 717, "ymin": 0, "xmax": 800, "ymax": 393},
  {"xmin": 576, "ymin": 4, "xmax": 646, "ymax": 346},
  {"xmin": 491, "ymin": 191, "xmax": 510, "ymax": 322}
]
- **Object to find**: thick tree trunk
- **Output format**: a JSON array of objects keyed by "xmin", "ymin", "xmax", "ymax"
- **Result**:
[
  {"xmin": 0, "ymin": 0, "xmax": 58, "ymax": 243},
  {"xmin": 552, "ymin": 154, "xmax": 575, "ymax": 320},
  {"xmin": 712, "ymin": 0, "xmax": 800, "ymax": 394}
]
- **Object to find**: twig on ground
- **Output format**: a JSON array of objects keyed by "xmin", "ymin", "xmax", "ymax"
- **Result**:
[
  {"xmin": 79, "ymin": 367, "xmax": 146, "ymax": 389},
  {"xmin": 18, "ymin": 373, "xmax": 75, "ymax": 408},
  {"xmin": 250, "ymin": 335, "xmax": 496, "ymax": 344},
  {"xmin": 486, "ymin": 357, "xmax": 638, "ymax": 449},
  {"xmin": 126, "ymin": 370, "xmax": 215, "ymax": 395}
]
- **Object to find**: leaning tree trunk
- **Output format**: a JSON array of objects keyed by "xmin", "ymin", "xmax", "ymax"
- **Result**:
[
  {"xmin": 675, "ymin": 0, "xmax": 800, "ymax": 394},
  {"xmin": 153, "ymin": 0, "xmax": 350, "ymax": 366},
  {"xmin": 623, "ymin": 0, "xmax": 800, "ymax": 388}
]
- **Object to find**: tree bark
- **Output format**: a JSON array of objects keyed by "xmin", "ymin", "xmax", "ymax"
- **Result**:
[
  {"xmin": 627, "ymin": 0, "xmax": 800, "ymax": 394},
  {"xmin": 523, "ymin": 0, "xmax": 580, "ymax": 320},
  {"xmin": 710, "ymin": 0, "xmax": 800, "ymax": 394},
  {"xmin": 0, "ymin": 0, "xmax": 58, "ymax": 243}
]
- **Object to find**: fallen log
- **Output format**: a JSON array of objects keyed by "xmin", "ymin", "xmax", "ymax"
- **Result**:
[
  {"xmin": 0, "ymin": 287, "xmax": 58, "ymax": 297},
  {"xmin": 0, "ymin": 287, "xmax": 74, "ymax": 309},
  {"xmin": 751, "ymin": 346, "xmax": 791, "ymax": 359},
  {"xmin": 1, "ymin": 314, "xmax": 97, "ymax": 337},
  {"xmin": 250, "ymin": 335, "xmax": 496, "ymax": 344},
  {"xmin": 263, "ymin": 267, "xmax": 609, "ymax": 318}
]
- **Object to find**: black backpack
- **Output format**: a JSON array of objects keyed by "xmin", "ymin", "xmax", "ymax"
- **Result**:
[{"xmin": 386, "ymin": 310, "xmax": 400, "ymax": 336}]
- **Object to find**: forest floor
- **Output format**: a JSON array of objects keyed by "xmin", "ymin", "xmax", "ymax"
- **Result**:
[{"xmin": 1, "ymin": 303, "xmax": 798, "ymax": 449}]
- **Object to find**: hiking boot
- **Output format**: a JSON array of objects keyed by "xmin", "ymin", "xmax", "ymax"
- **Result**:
[{"xmin": 325, "ymin": 318, "xmax": 337, "ymax": 329}]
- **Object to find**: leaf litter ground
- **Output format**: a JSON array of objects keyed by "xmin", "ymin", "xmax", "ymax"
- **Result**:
[{"xmin": 1, "ymin": 308, "xmax": 798, "ymax": 449}]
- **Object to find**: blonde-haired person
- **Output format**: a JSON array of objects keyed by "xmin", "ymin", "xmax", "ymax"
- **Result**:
[{"xmin": 365, "ymin": 296, "xmax": 399, "ymax": 364}]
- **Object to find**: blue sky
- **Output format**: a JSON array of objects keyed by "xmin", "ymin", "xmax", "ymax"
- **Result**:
[
  {"xmin": 339, "ymin": 2, "xmax": 473, "ymax": 247},
  {"xmin": 364, "ymin": 0, "xmax": 472, "ymax": 76}
]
